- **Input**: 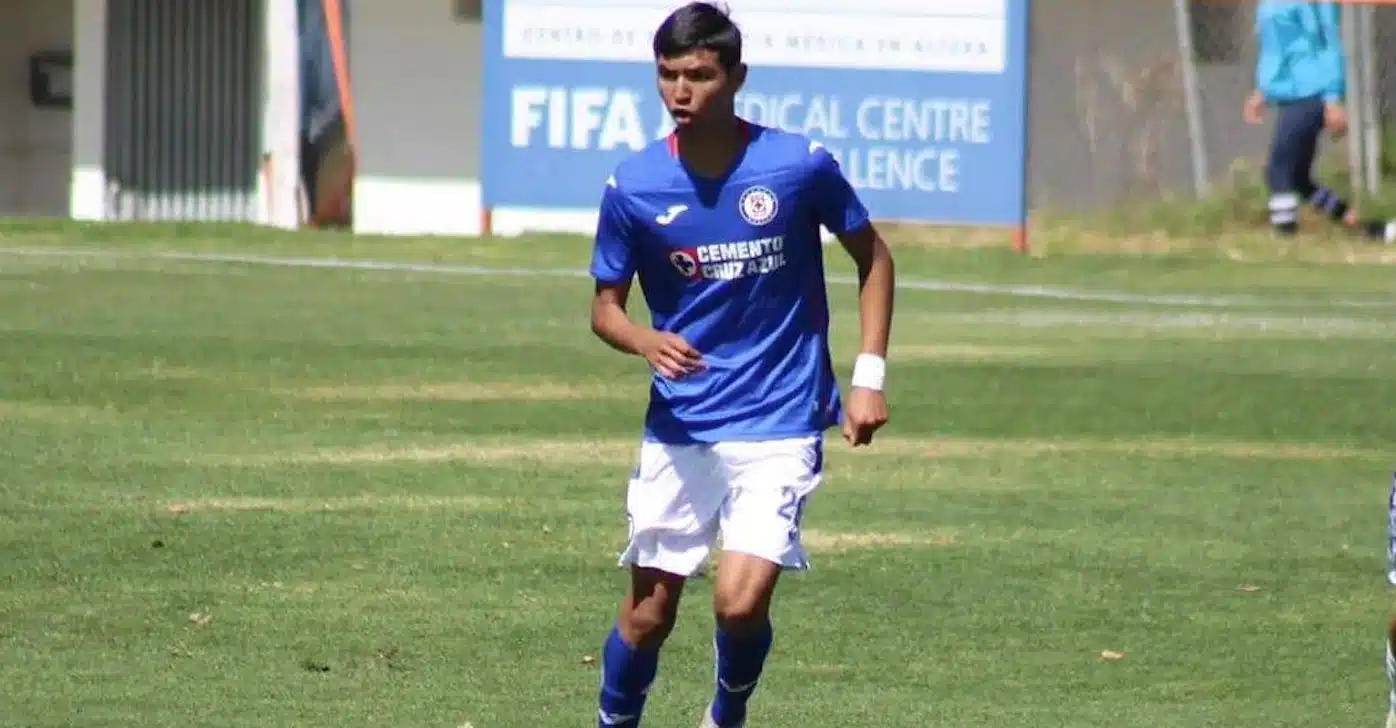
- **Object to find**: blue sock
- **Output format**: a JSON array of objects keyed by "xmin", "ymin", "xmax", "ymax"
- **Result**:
[
  {"xmin": 1308, "ymin": 186, "xmax": 1350, "ymax": 222},
  {"xmin": 710, "ymin": 622, "xmax": 773, "ymax": 727},
  {"xmin": 597, "ymin": 624, "xmax": 659, "ymax": 728}
]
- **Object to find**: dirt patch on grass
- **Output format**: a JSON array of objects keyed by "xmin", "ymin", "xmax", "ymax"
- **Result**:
[
  {"xmin": 141, "ymin": 364, "xmax": 222, "ymax": 382},
  {"xmin": 232, "ymin": 438, "xmax": 637, "ymax": 467},
  {"xmin": 285, "ymin": 380, "xmax": 633, "ymax": 402},
  {"xmin": 215, "ymin": 434, "xmax": 1380, "ymax": 471},
  {"xmin": 800, "ymin": 529, "xmax": 956, "ymax": 552},
  {"xmin": 163, "ymin": 493, "xmax": 498, "ymax": 514},
  {"xmin": 132, "ymin": 367, "xmax": 639, "ymax": 403},
  {"xmin": 858, "ymin": 437, "xmax": 1384, "ymax": 461},
  {"xmin": 0, "ymin": 400, "xmax": 113, "ymax": 424},
  {"xmin": 892, "ymin": 343, "xmax": 1049, "ymax": 362},
  {"xmin": 788, "ymin": 662, "xmax": 853, "ymax": 675}
]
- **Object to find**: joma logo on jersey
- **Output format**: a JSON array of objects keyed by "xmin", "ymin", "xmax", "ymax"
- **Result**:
[{"xmin": 669, "ymin": 236, "xmax": 786, "ymax": 281}]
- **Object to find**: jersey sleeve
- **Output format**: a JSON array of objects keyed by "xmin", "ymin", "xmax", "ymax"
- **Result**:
[
  {"xmin": 589, "ymin": 175, "xmax": 638, "ymax": 284},
  {"xmin": 809, "ymin": 143, "xmax": 871, "ymax": 235}
]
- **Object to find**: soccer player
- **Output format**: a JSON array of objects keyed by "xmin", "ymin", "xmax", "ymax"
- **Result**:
[
  {"xmin": 1245, "ymin": 0, "xmax": 1394, "ymax": 243},
  {"xmin": 586, "ymin": 3, "xmax": 895, "ymax": 726},
  {"xmin": 1386, "ymin": 616, "xmax": 1396, "ymax": 728}
]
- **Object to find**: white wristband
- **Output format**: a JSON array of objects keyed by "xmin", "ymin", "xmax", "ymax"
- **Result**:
[{"xmin": 850, "ymin": 353, "xmax": 886, "ymax": 391}]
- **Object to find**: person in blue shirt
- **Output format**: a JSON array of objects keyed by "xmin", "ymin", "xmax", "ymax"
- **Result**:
[
  {"xmin": 1245, "ymin": 0, "xmax": 1393, "ymax": 243},
  {"xmin": 587, "ymin": 3, "xmax": 896, "ymax": 726}
]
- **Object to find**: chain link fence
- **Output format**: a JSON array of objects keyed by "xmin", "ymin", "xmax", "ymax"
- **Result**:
[{"xmin": 1028, "ymin": 0, "xmax": 1393, "ymax": 216}]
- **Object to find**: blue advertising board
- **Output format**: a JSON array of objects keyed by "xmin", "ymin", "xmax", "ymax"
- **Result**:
[{"xmin": 482, "ymin": 0, "xmax": 1029, "ymax": 227}]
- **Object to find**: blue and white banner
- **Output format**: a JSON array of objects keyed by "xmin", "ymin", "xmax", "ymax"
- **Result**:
[{"xmin": 482, "ymin": 0, "xmax": 1029, "ymax": 226}]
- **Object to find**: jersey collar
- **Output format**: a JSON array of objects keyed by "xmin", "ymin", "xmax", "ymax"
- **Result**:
[
  {"xmin": 666, "ymin": 118, "xmax": 752, "ymax": 158},
  {"xmin": 667, "ymin": 119, "xmax": 754, "ymax": 183}
]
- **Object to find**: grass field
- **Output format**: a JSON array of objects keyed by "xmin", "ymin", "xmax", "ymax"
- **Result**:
[{"xmin": 1, "ymin": 222, "xmax": 1394, "ymax": 727}]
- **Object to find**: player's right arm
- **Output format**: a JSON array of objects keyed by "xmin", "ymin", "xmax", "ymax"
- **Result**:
[{"xmin": 589, "ymin": 176, "xmax": 703, "ymax": 380}]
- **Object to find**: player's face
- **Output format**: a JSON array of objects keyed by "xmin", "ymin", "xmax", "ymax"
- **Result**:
[{"xmin": 656, "ymin": 50, "xmax": 745, "ymax": 129}]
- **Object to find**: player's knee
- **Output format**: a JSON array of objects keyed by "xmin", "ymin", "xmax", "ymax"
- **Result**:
[
  {"xmin": 619, "ymin": 596, "xmax": 679, "ymax": 649},
  {"xmin": 618, "ymin": 568, "xmax": 684, "ymax": 648},
  {"xmin": 712, "ymin": 589, "xmax": 771, "ymax": 633}
]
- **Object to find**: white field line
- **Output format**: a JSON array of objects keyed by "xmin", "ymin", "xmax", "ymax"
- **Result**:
[{"xmin": 1, "ymin": 245, "xmax": 1393, "ymax": 310}]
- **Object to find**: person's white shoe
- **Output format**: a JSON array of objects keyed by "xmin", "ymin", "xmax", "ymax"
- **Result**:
[{"xmin": 697, "ymin": 703, "xmax": 739, "ymax": 728}]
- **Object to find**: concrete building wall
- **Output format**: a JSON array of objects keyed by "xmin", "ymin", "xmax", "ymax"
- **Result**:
[
  {"xmin": 1027, "ymin": 0, "xmax": 1270, "ymax": 211},
  {"xmin": 348, "ymin": 0, "xmax": 485, "ymax": 236},
  {"xmin": 0, "ymin": 0, "xmax": 75, "ymax": 217}
]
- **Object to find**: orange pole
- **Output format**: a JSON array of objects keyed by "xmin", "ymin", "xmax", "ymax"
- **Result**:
[
  {"xmin": 320, "ymin": 0, "xmax": 356, "ymax": 151},
  {"xmin": 311, "ymin": 0, "xmax": 356, "ymax": 226}
]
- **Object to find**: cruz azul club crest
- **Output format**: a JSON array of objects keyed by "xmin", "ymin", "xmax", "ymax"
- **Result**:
[{"xmin": 738, "ymin": 185, "xmax": 778, "ymax": 226}]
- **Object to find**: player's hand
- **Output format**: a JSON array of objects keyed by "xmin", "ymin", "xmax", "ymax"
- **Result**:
[
  {"xmin": 639, "ymin": 331, "xmax": 704, "ymax": 380},
  {"xmin": 1243, "ymin": 91, "xmax": 1265, "ymax": 125},
  {"xmin": 842, "ymin": 387, "xmax": 888, "ymax": 447},
  {"xmin": 1324, "ymin": 102, "xmax": 1349, "ymax": 135}
]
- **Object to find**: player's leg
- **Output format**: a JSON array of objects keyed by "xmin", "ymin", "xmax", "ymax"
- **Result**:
[
  {"xmin": 598, "ymin": 566, "xmax": 686, "ymax": 727},
  {"xmin": 598, "ymin": 441, "xmax": 725, "ymax": 728},
  {"xmin": 1385, "ymin": 615, "xmax": 1396, "ymax": 728},
  {"xmin": 1265, "ymin": 101, "xmax": 1303, "ymax": 236},
  {"xmin": 702, "ymin": 552, "xmax": 783, "ymax": 727},
  {"xmin": 700, "ymin": 436, "xmax": 822, "ymax": 727},
  {"xmin": 1284, "ymin": 98, "xmax": 1396, "ymax": 243}
]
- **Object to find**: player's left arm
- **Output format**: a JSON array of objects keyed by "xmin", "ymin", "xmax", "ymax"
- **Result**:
[
  {"xmin": 838, "ymin": 223, "xmax": 895, "ymax": 366},
  {"xmin": 835, "ymin": 223, "xmax": 895, "ymax": 446},
  {"xmin": 809, "ymin": 143, "xmax": 895, "ymax": 446}
]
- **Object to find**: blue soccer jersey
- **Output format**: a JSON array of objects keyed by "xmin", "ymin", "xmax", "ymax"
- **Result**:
[{"xmin": 590, "ymin": 122, "xmax": 871, "ymax": 445}]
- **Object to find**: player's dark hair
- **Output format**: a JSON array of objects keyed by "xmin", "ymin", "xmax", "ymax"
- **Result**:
[{"xmin": 652, "ymin": 2, "xmax": 742, "ymax": 71}]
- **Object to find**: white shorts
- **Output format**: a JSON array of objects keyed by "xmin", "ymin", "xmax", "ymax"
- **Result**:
[{"xmin": 619, "ymin": 435, "xmax": 824, "ymax": 577}]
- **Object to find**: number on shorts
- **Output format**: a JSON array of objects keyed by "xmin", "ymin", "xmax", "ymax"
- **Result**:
[{"xmin": 777, "ymin": 487, "xmax": 808, "ymax": 543}]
